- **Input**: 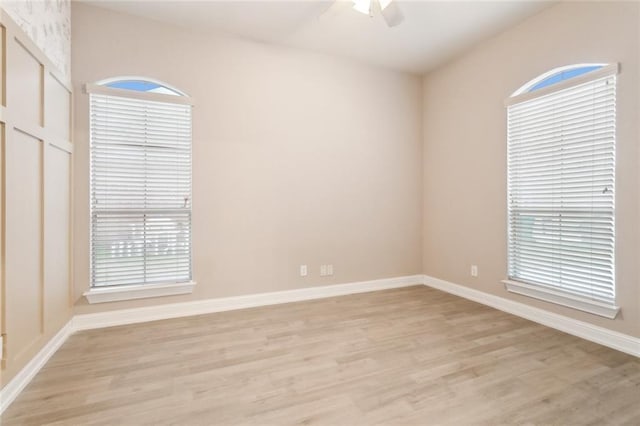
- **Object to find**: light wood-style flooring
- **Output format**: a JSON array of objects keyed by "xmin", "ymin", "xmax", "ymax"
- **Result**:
[{"xmin": 2, "ymin": 286, "xmax": 639, "ymax": 425}]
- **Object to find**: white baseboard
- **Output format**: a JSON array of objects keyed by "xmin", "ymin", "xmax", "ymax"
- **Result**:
[
  {"xmin": 422, "ymin": 275, "xmax": 640, "ymax": 358},
  {"xmin": 0, "ymin": 319, "xmax": 75, "ymax": 414},
  {"xmin": 73, "ymin": 275, "xmax": 424, "ymax": 331}
]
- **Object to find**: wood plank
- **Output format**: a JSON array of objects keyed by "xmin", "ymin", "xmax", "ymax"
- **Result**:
[{"xmin": 2, "ymin": 286, "xmax": 639, "ymax": 425}]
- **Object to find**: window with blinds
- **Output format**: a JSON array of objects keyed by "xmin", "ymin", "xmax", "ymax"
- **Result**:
[
  {"xmin": 89, "ymin": 80, "xmax": 193, "ymax": 289},
  {"xmin": 505, "ymin": 64, "xmax": 618, "ymax": 318}
]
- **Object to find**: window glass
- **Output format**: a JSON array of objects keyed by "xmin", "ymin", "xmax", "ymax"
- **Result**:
[
  {"xmin": 105, "ymin": 79, "xmax": 182, "ymax": 96},
  {"xmin": 527, "ymin": 65, "xmax": 603, "ymax": 92}
]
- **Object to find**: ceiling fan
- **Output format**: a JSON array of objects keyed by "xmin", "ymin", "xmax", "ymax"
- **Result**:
[{"xmin": 322, "ymin": 0, "xmax": 405, "ymax": 27}]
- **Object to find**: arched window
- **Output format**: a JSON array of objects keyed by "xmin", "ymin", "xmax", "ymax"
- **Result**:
[
  {"xmin": 504, "ymin": 64, "xmax": 618, "ymax": 318},
  {"xmin": 512, "ymin": 63, "xmax": 606, "ymax": 95},
  {"xmin": 85, "ymin": 77, "xmax": 195, "ymax": 303},
  {"xmin": 100, "ymin": 77, "xmax": 185, "ymax": 96}
]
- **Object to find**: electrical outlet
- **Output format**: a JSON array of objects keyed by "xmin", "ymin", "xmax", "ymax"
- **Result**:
[
  {"xmin": 320, "ymin": 265, "xmax": 327, "ymax": 276},
  {"xmin": 471, "ymin": 265, "xmax": 478, "ymax": 277},
  {"xmin": 300, "ymin": 265, "xmax": 308, "ymax": 277},
  {"xmin": 327, "ymin": 264, "xmax": 334, "ymax": 276}
]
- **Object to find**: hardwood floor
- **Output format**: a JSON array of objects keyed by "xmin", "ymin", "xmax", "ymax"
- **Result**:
[{"xmin": 2, "ymin": 286, "xmax": 639, "ymax": 425}]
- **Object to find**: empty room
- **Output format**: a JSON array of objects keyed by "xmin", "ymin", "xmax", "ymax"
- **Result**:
[{"xmin": 0, "ymin": 0, "xmax": 638, "ymax": 424}]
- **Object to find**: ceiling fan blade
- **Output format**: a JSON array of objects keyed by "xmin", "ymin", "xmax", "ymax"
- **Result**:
[
  {"xmin": 380, "ymin": 1, "xmax": 404, "ymax": 27},
  {"xmin": 319, "ymin": 0, "xmax": 354, "ymax": 20}
]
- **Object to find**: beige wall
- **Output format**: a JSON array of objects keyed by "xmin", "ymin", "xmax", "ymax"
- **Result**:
[
  {"xmin": 71, "ymin": 3, "xmax": 423, "ymax": 314},
  {"xmin": 422, "ymin": 1, "xmax": 640, "ymax": 337}
]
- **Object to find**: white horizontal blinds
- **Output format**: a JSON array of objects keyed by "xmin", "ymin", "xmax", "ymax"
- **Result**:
[
  {"xmin": 507, "ymin": 74, "xmax": 616, "ymax": 305},
  {"xmin": 90, "ymin": 93, "xmax": 192, "ymax": 287}
]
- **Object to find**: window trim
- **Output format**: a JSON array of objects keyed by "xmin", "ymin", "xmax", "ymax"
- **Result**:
[
  {"xmin": 504, "ymin": 63, "xmax": 620, "ymax": 319},
  {"xmin": 502, "ymin": 280, "xmax": 620, "ymax": 319},
  {"xmin": 85, "ymin": 79, "xmax": 195, "ymax": 303},
  {"xmin": 84, "ymin": 281, "xmax": 196, "ymax": 304}
]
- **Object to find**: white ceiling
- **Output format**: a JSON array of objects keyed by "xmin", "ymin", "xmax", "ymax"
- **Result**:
[{"xmin": 85, "ymin": 0, "xmax": 554, "ymax": 74}]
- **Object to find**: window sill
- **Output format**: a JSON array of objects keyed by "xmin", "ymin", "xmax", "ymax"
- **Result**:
[
  {"xmin": 502, "ymin": 280, "xmax": 620, "ymax": 319},
  {"xmin": 84, "ymin": 281, "xmax": 196, "ymax": 304}
]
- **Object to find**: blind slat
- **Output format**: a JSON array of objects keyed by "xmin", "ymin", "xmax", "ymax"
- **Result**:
[{"xmin": 90, "ymin": 93, "xmax": 193, "ymax": 288}]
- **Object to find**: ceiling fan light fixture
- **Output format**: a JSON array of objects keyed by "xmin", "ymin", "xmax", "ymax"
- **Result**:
[{"xmin": 378, "ymin": 0, "xmax": 393, "ymax": 11}]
